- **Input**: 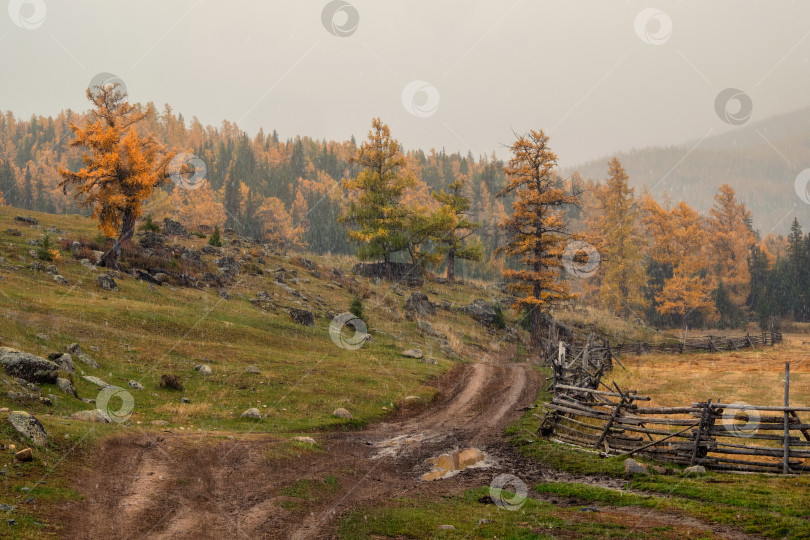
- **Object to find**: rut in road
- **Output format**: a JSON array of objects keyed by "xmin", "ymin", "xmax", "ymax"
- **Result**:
[{"xmin": 54, "ymin": 362, "xmax": 761, "ymax": 540}]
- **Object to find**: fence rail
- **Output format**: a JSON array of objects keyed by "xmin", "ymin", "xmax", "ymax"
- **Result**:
[
  {"xmin": 540, "ymin": 345, "xmax": 806, "ymax": 474},
  {"xmin": 609, "ymin": 331, "xmax": 782, "ymax": 355}
]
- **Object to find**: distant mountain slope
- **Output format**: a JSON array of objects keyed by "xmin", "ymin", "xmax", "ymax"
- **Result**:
[{"xmin": 564, "ymin": 108, "xmax": 810, "ymax": 235}]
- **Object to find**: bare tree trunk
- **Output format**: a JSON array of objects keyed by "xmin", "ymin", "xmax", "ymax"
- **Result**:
[
  {"xmin": 446, "ymin": 249, "xmax": 455, "ymax": 283},
  {"xmin": 384, "ymin": 252, "xmax": 392, "ymax": 281},
  {"xmin": 101, "ymin": 207, "xmax": 136, "ymax": 270}
]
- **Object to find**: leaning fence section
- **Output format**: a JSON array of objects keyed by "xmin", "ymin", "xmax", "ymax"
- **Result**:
[
  {"xmin": 610, "ymin": 331, "xmax": 782, "ymax": 355},
  {"xmin": 541, "ymin": 350, "xmax": 808, "ymax": 474}
]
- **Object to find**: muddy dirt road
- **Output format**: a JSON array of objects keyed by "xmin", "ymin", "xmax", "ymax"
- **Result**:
[{"xmin": 55, "ymin": 362, "xmax": 759, "ymax": 539}]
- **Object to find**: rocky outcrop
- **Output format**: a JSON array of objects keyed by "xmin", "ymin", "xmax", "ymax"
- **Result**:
[
  {"xmin": 460, "ymin": 300, "xmax": 497, "ymax": 326},
  {"xmin": 138, "ymin": 232, "xmax": 166, "ymax": 249},
  {"xmin": 96, "ymin": 274, "xmax": 118, "ymax": 291}
]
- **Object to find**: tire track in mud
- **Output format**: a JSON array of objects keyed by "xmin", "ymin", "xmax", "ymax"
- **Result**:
[{"xmin": 55, "ymin": 362, "xmax": 761, "ymax": 539}]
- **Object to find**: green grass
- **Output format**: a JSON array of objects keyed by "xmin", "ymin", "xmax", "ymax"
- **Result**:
[{"xmin": 338, "ymin": 486, "xmax": 718, "ymax": 539}]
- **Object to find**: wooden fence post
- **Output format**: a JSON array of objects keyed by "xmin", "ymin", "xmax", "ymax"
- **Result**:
[
  {"xmin": 784, "ymin": 362, "xmax": 791, "ymax": 474},
  {"xmin": 691, "ymin": 399, "xmax": 711, "ymax": 465}
]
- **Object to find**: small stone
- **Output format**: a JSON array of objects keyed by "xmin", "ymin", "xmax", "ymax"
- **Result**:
[
  {"xmin": 81, "ymin": 375, "xmax": 109, "ymax": 388},
  {"xmin": 53, "ymin": 275, "xmax": 69, "ymax": 286},
  {"xmin": 478, "ymin": 518, "xmax": 492, "ymax": 524},
  {"xmin": 439, "ymin": 524, "xmax": 456, "ymax": 530},
  {"xmin": 579, "ymin": 506, "xmax": 600, "ymax": 512},
  {"xmin": 7, "ymin": 411, "xmax": 48, "ymax": 446},
  {"xmin": 401, "ymin": 349, "xmax": 423, "ymax": 359},
  {"xmin": 292, "ymin": 436, "xmax": 316, "ymax": 445},
  {"xmin": 197, "ymin": 365, "xmax": 212, "ymax": 376},
  {"xmin": 14, "ymin": 448, "xmax": 33, "ymax": 462},
  {"xmin": 70, "ymin": 409, "xmax": 111, "ymax": 423},
  {"xmin": 241, "ymin": 408, "xmax": 261, "ymax": 419},
  {"xmin": 181, "ymin": 398, "xmax": 191, "ymax": 404},
  {"xmin": 7, "ymin": 519, "xmax": 16, "ymax": 526},
  {"xmin": 245, "ymin": 365, "xmax": 260, "ymax": 374},
  {"xmin": 684, "ymin": 465, "xmax": 706, "ymax": 475},
  {"xmin": 651, "ymin": 465, "xmax": 668, "ymax": 475},
  {"xmin": 624, "ymin": 458, "xmax": 649, "ymax": 475},
  {"xmin": 150, "ymin": 420, "xmax": 168, "ymax": 426},
  {"xmin": 0, "ymin": 504, "xmax": 13, "ymax": 511},
  {"xmin": 35, "ymin": 334, "xmax": 49, "ymax": 341},
  {"xmin": 128, "ymin": 380, "xmax": 144, "ymax": 390},
  {"xmin": 332, "ymin": 408, "xmax": 353, "ymax": 419}
]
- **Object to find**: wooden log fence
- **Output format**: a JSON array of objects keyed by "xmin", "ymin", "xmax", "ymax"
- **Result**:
[{"xmin": 542, "ymin": 356, "xmax": 808, "ymax": 474}]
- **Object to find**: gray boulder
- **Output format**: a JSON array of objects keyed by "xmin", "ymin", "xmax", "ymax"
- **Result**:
[
  {"xmin": 8, "ymin": 411, "xmax": 48, "ymax": 446},
  {"xmin": 245, "ymin": 366, "xmax": 260, "ymax": 374},
  {"xmin": 56, "ymin": 377, "xmax": 77, "ymax": 397},
  {"xmin": 128, "ymin": 380, "xmax": 144, "ymax": 390},
  {"xmin": 67, "ymin": 344, "xmax": 100, "ymax": 369},
  {"xmin": 401, "ymin": 349, "xmax": 423, "ymax": 359},
  {"xmin": 51, "ymin": 353, "xmax": 74, "ymax": 373},
  {"xmin": 460, "ymin": 300, "xmax": 498, "ymax": 326},
  {"xmin": 332, "ymin": 408, "xmax": 353, "ymax": 419},
  {"xmin": 81, "ymin": 375, "xmax": 109, "ymax": 388},
  {"xmin": 289, "ymin": 308, "xmax": 314, "ymax": 326},
  {"xmin": 216, "ymin": 257, "xmax": 240, "ymax": 277},
  {"xmin": 53, "ymin": 275, "xmax": 69, "ymax": 286},
  {"xmin": 162, "ymin": 218, "xmax": 188, "ymax": 237},
  {"xmin": 624, "ymin": 458, "xmax": 649, "ymax": 475},
  {"xmin": 96, "ymin": 274, "xmax": 118, "ymax": 291},
  {"xmin": 683, "ymin": 465, "xmax": 706, "ymax": 475},
  {"xmin": 240, "ymin": 408, "xmax": 261, "ymax": 419},
  {"xmin": 404, "ymin": 292, "xmax": 436, "ymax": 316},
  {"xmin": 138, "ymin": 232, "xmax": 166, "ymax": 249},
  {"xmin": 0, "ymin": 348, "xmax": 58, "ymax": 383}
]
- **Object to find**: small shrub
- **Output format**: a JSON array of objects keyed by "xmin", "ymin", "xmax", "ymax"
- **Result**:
[
  {"xmin": 159, "ymin": 374, "xmax": 184, "ymax": 391},
  {"xmin": 493, "ymin": 302, "xmax": 506, "ymax": 330},
  {"xmin": 191, "ymin": 231, "xmax": 206, "ymax": 239},
  {"xmin": 140, "ymin": 214, "xmax": 160, "ymax": 233},
  {"xmin": 208, "ymin": 225, "xmax": 222, "ymax": 247},
  {"xmin": 36, "ymin": 234, "xmax": 59, "ymax": 262},
  {"xmin": 95, "ymin": 232, "xmax": 110, "ymax": 246},
  {"xmin": 350, "ymin": 295, "xmax": 366, "ymax": 323}
]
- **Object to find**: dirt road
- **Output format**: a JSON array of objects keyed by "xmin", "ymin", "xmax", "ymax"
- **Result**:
[{"xmin": 54, "ymin": 362, "xmax": 759, "ymax": 539}]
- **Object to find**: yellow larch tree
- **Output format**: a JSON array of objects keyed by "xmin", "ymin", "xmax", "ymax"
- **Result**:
[
  {"xmin": 707, "ymin": 184, "xmax": 755, "ymax": 306},
  {"xmin": 58, "ymin": 84, "xmax": 172, "ymax": 268},
  {"xmin": 498, "ymin": 129, "xmax": 580, "ymax": 346}
]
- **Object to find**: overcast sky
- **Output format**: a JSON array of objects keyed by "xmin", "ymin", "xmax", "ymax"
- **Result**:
[{"xmin": 1, "ymin": 1, "xmax": 809, "ymax": 167}]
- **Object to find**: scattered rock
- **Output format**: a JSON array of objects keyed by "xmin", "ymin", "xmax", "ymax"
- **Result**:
[
  {"xmin": 80, "ymin": 259, "xmax": 97, "ymax": 270},
  {"xmin": 403, "ymin": 396, "xmax": 422, "ymax": 404},
  {"xmin": 297, "ymin": 258, "xmax": 317, "ymax": 271},
  {"xmin": 578, "ymin": 506, "xmax": 600, "ymax": 512},
  {"xmin": 217, "ymin": 289, "xmax": 230, "ymax": 300},
  {"xmin": 651, "ymin": 465, "xmax": 669, "ymax": 475},
  {"xmin": 138, "ymin": 232, "xmax": 166, "ymax": 249},
  {"xmin": 162, "ymin": 218, "xmax": 188, "ymax": 237},
  {"xmin": 401, "ymin": 349, "xmax": 423, "ymax": 359},
  {"xmin": 51, "ymin": 353, "xmax": 74, "ymax": 373},
  {"xmin": 70, "ymin": 409, "xmax": 111, "ymax": 423},
  {"xmin": 332, "ymin": 408, "xmax": 353, "ymax": 419},
  {"xmin": 0, "ymin": 348, "xmax": 58, "ymax": 383},
  {"xmin": 241, "ymin": 408, "xmax": 261, "ymax": 419},
  {"xmin": 201, "ymin": 245, "xmax": 221, "ymax": 255},
  {"xmin": 82, "ymin": 376, "xmax": 109, "ymax": 388},
  {"xmin": 14, "ymin": 216, "xmax": 38, "ymax": 226},
  {"xmin": 46, "ymin": 265, "xmax": 58, "ymax": 275},
  {"xmin": 292, "ymin": 436, "xmax": 316, "ymax": 445},
  {"xmin": 460, "ymin": 299, "xmax": 498, "ymax": 326},
  {"xmin": 196, "ymin": 364, "xmax": 212, "ymax": 376},
  {"xmin": 56, "ymin": 378, "xmax": 77, "ymax": 397},
  {"xmin": 14, "ymin": 448, "xmax": 33, "ymax": 462},
  {"xmin": 52, "ymin": 275, "xmax": 69, "ymax": 286},
  {"xmin": 439, "ymin": 525, "xmax": 456, "ymax": 530},
  {"xmin": 216, "ymin": 257, "xmax": 240, "ymax": 277},
  {"xmin": 624, "ymin": 458, "xmax": 649, "ymax": 475},
  {"xmin": 181, "ymin": 397, "xmax": 191, "ymax": 404},
  {"xmin": 7, "ymin": 228, "xmax": 21, "ymax": 236},
  {"xmin": 684, "ymin": 465, "xmax": 706, "ymax": 475},
  {"xmin": 150, "ymin": 420, "xmax": 168, "ymax": 426},
  {"xmin": 133, "ymin": 269, "xmax": 162, "ymax": 286},
  {"xmin": 289, "ymin": 308, "xmax": 315, "ymax": 326},
  {"xmin": 67, "ymin": 344, "xmax": 100, "ymax": 368},
  {"xmin": 7, "ymin": 411, "xmax": 48, "ymax": 446},
  {"xmin": 404, "ymin": 292, "xmax": 436, "ymax": 316},
  {"xmin": 95, "ymin": 274, "xmax": 118, "ymax": 291},
  {"xmin": 244, "ymin": 366, "xmax": 260, "ymax": 374},
  {"xmin": 419, "ymin": 357, "xmax": 438, "ymax": 365},
  {"xmin": 128, "ymin": 380, "xmax": 144, "ymax": 390}
]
